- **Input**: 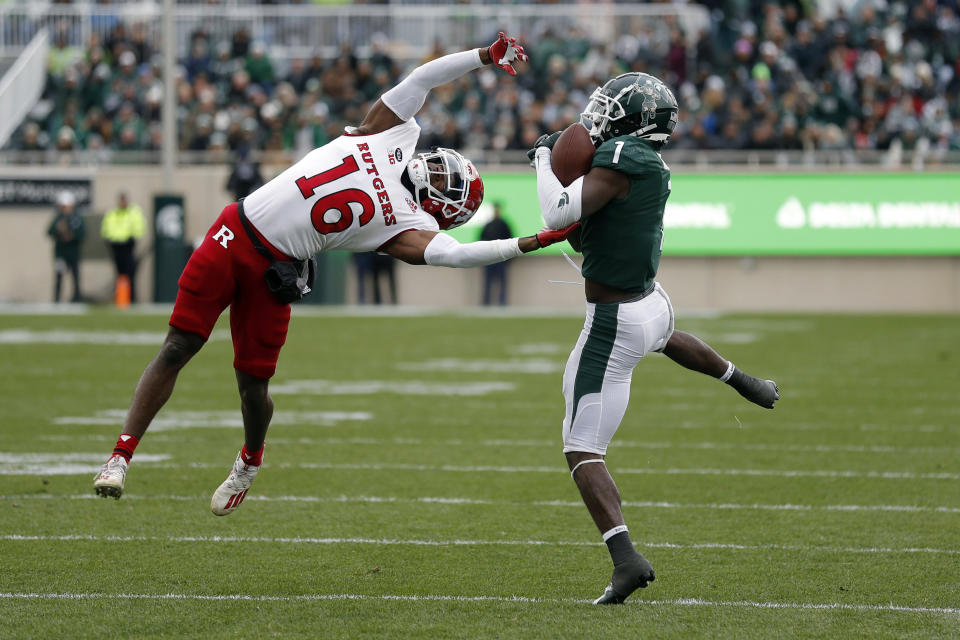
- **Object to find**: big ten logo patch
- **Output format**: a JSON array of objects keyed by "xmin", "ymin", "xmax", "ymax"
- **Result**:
[{"xmin": 388, "ymin": 147, "xmax": 402, "ymax": 165}]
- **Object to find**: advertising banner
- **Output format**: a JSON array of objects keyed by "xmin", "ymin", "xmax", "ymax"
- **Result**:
[
  {"xmin": 0, "ymin": 177, "xmax": 93, "ymax": 208},
  {"xmin": 449, "ymin": 173, "xmax": 960, "ymax": 256}
]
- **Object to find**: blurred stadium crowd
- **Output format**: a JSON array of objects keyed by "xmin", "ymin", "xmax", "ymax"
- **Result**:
[{"xmin": 5, "ymin": 0, "xmax": 960, "ymax": 163}]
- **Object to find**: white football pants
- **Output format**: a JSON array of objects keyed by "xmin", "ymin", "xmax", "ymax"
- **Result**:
[{"xmin": 561, "ymin": 283, "xmax": 675, "ymax": 455}]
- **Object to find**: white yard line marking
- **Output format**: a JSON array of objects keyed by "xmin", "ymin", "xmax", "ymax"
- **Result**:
[
  {"xmin": 609, "ymin": 441, "xmax": 955, "ymax": 455},
  {"xmin": 2, "ymin": 534, "xmax": 957, "ymax": 557},
  {"xmin": 269, "ymin": 461, "xmax": 960, "ymax": 481},
  {"xmin": 673, "ymin": 421, "xmax": 955, "ymax": 433},
  {"xmin": 621, "ymin": 500, "xmax": 960, "ymax": 514},
  {"xmin": 0, "ymin": 329, "xmax": 230, "ymax": 345},
  {"xmin": 395, "ymin": 358, "xmax": 561, "ymax": 374},
  {"xmin": 7, "ymin": 459, "xmax": 957, "ymax": 480},
  {"xmin": 214, "ymin": 435, "xmax": 960, "ymax": 456},
  {"xmin": 0, "ymin": 453, "xmax": 170, "ymax": 476},
  {"xmin": 0, "ymin": 454, "xmax": 169, "ymax": 463},
  {"xmin": 0, "ymin": 329, "xmax": 169, "ymax": 345},
  {"xmin": 859, "ymin": 423, "xmax": 948, "ymax": 432},
  {"xmin": 651, "ymin": 598, "xmax": 960, "ymax": 615},
  {"xmin": 52, "ymin": 409, "xmax": 371, "ymax": 430},
  {"xmin": 269, "ymin": 380, "xmax": 515, "ymax": 396},
  {"xmin": 0, "ymin": 592, "xmax": 956, "ymax": 615},
  {"xmin": 514, "ymin": 343, "xmax": 567, "ymax": 355},
  {"xmin": 4, "ymin": 493, "xmax": 959, "ymax": 515},
  {"xmin": 37, "ymin": 433, "xmax": 958, "ymax": 456}
]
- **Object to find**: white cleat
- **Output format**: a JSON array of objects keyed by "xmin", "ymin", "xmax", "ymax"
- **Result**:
[
  {"xmin": 210, "ymin": 451, "xmax": 260, "ymax": 516},
  {"xmin": 93, "ymin": 455, "xmax": 128, "ymax": 499}
]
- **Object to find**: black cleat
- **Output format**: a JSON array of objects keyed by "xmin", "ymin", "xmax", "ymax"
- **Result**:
[
  {"xmin": 592, "ymin": 554, "xmax": 655, "ymax": 605},
  {"xmin": 744, "ymin": 378, "xmax": 779, "ymax": 409},
  {"xmin": 729, "ymin": 370, "xmax": 780, "ymax": 409},
  {"xmin": 593, "ymin": 584, "xmax": 627, "ymax": 605}
]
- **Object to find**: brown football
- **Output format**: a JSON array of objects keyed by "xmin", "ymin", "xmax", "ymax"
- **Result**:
[{"xmin": 550, "ymin": 123, "xmax": 595, "ymax": 187}]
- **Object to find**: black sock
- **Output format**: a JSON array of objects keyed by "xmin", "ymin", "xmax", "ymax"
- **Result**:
[
  {"xmin": 605, "ymin": 531, "xmax": 637, "ymax": 566},
  {"xmin": 724, "ymin": 365, "xmax": 746, "ymax": 389}
]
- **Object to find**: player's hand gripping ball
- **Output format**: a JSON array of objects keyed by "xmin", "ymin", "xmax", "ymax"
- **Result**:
[
  {"xmin": 488, "ymin": 31, "xmax": 528, "ymax": 76},
  {"xmin": 526, "ymin": 131, "xmax": 562, "ymax": 164}
]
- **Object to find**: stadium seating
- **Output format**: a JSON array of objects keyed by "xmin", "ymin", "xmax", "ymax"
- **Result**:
[{"xmin": 2, "ymin": 0, "xmax": 958, "ymax": 164}]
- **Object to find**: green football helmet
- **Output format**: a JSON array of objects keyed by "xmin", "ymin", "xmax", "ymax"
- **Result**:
[{"xmin": 580, "ymin": 72, "xmax": 679, "ymax": 145}]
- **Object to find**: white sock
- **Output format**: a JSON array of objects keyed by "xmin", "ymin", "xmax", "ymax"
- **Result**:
[
  {"xmin": 602, "ymin": 525, "xmax": 629, "ymax": 542},
  {"xmin": 719, "ymin": 360, "xmax": 735, "ymax": 382}
]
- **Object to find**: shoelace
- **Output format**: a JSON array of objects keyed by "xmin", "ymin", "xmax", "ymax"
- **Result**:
[{"xmin": 228, "ymin": 461, "xmax": 257, "ymax": 487}]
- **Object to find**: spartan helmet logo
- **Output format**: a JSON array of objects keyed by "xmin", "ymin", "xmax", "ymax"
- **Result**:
[{"xmin": 639, "ymin": 80, "xmax": 659, "ymax": 127}]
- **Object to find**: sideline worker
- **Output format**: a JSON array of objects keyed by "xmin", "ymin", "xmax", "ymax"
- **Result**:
[
  {"xmin": 47, "ymin": 190, "xmax": 85, "ymax": 303},
  {"xmin": 101, "ymin": 191, "xmax": 146, "ymax": 303}
]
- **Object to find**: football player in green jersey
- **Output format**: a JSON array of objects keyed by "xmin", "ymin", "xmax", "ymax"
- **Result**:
[{"xmin": 530, "ymin": 72, "xmax": 780, "ymax": 604}]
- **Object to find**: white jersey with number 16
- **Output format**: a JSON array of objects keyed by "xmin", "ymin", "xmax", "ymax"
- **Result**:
[{"xmin": 243, "ymin": 119, "xmax": 438, "ymax": 259}]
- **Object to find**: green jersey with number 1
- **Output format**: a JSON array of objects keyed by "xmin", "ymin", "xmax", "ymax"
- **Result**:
[{"xmin": 579, "ymin": 136, "xmax": 671, "ymax": 293}]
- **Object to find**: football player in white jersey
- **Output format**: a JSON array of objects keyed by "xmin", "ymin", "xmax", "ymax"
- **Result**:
[{"xmin": 93, "ymin": 32, "xmax": 579, "ymax": 514}]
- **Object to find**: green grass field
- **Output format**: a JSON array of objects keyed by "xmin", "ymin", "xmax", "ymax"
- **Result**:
[{"xmin": 1, "ymin": 308, "xmax": 958, "ymax": 639}]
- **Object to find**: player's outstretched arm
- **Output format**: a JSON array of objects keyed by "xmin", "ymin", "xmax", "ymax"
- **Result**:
[
  {"xmin": 662, "ymin": 331, "xmax": 780, "ymax": 409},
  {"xmin": 382, "ymin": 224, "xmax": 578, "ymax": 267},
  {"xmin": 356, "ymin": 32, "xmax": 528, "ymax": 136}
]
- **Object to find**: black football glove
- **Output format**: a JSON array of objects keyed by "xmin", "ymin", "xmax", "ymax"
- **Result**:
[{"xmin": 526, "ymin": 131, "xmax": 563, "ymax": 164}]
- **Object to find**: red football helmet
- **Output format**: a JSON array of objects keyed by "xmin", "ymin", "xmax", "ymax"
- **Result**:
[{"xmin": 404, "ymin": 148, "xmax": 483, "ymax": 230}]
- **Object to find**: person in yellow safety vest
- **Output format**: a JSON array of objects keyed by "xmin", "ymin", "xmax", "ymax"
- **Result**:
[{"xmin": 101, "ymin": 192, "xmax": 146, "ymax": 303}]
